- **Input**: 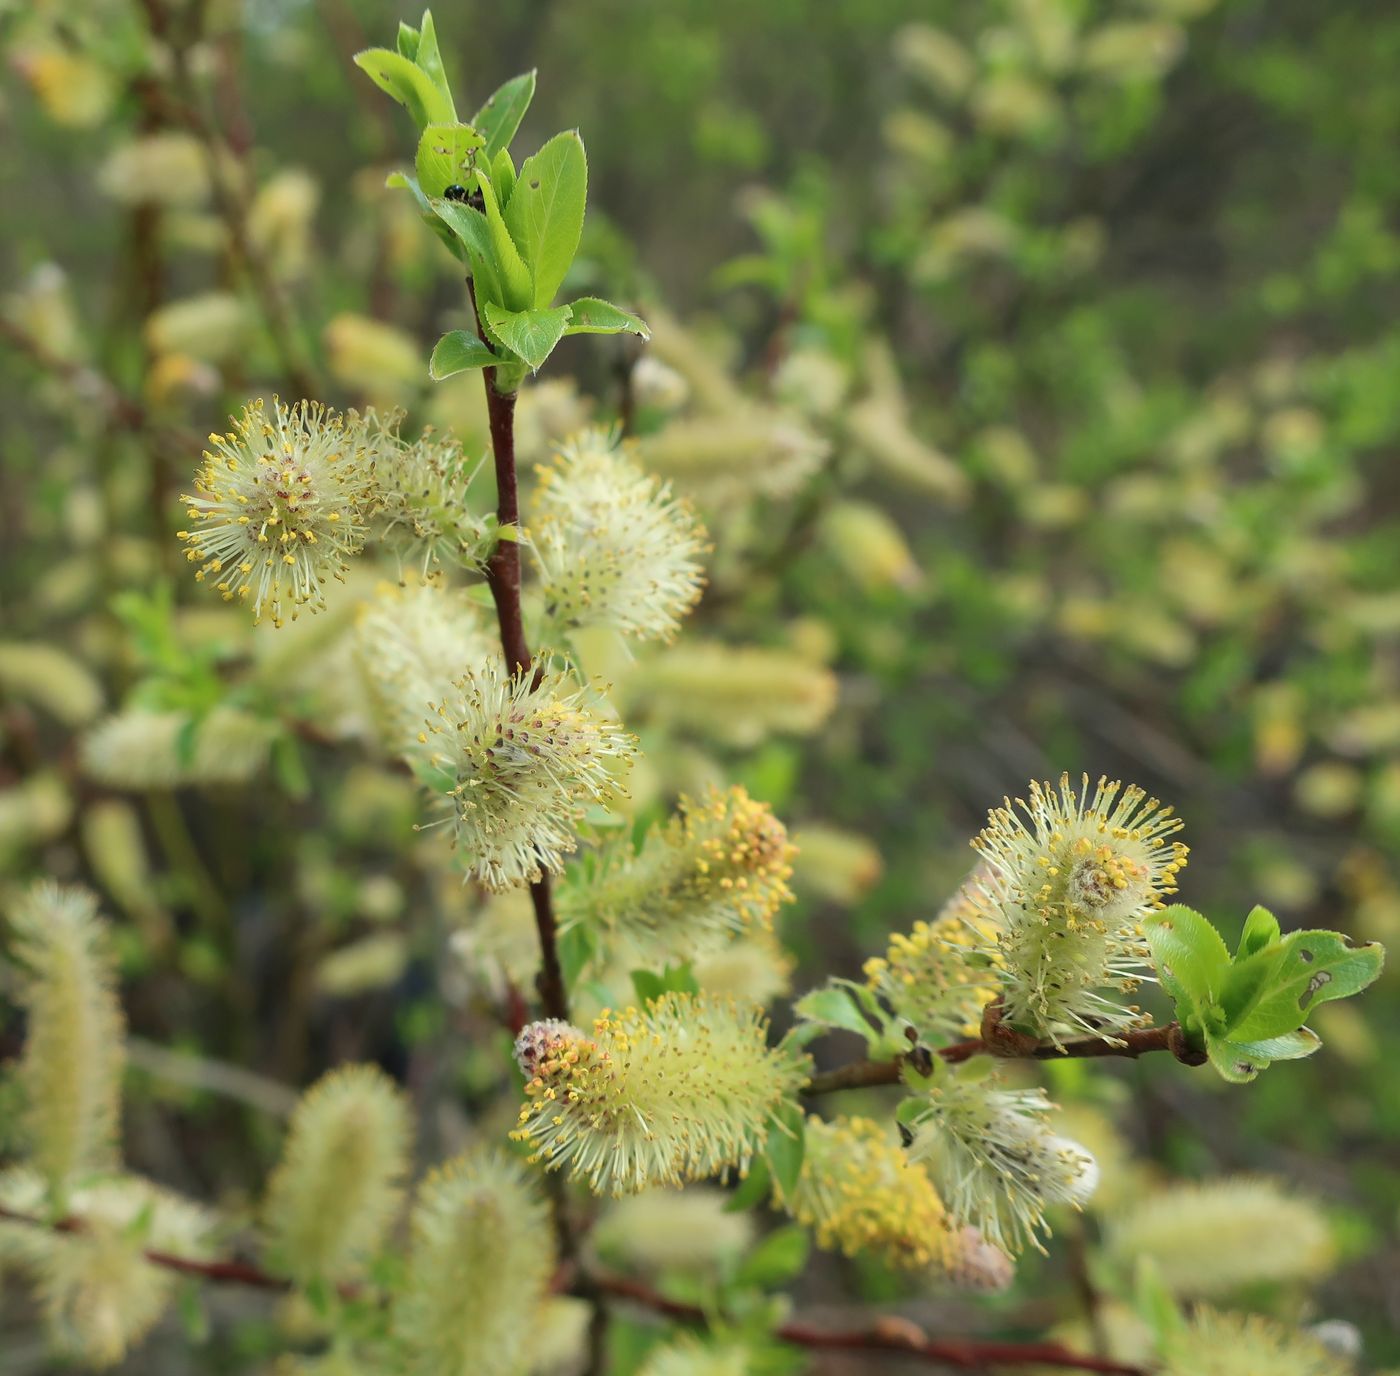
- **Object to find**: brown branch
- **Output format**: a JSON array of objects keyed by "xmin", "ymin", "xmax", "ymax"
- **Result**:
[
  {"xmin": 0, "ymin": 1205, "xmax": 290, "ymax": 1293},
  {"xmin": 591, "ymin": 1272, "xmax": 1144, "ymax": 1374},
  {"xmin": 467, "ymin": 278, "xmax": 570, "ymax": 1026},
  {"xmin": 137, "ymin": 0, "xmax": 320, "ymax": 401},
  {"xmin": 803, "ymin": 1022, "xmax": 1204, "ymax": 1097},
  {"xmin": 0, "ymin": 318, "xmax": 164, "ymax": 439}
]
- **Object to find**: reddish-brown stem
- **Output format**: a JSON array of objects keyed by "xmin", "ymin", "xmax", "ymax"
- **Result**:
[
  {"xmin": 0, "ymin": 1206, "xmax": 292, "ymax": 1294},
  {"xmin": 467, "ymin": 280, "xmax": 570, "ymax": 1026},
  {"xmin": 0, "ymin": 1206, "xmax": 1137, "ymax": 1371},
  {"xmin": 592, "ymin": 1272, "xmax": 1144, "ymax": 1374},
  {"xmin": 802, "ymin": 1022, "xmax": 1201, "ymax": 1096}
]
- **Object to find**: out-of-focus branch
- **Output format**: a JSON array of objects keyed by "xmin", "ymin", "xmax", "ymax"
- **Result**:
[
  {"xmin": 592, "ymin": 1272, "xmax": 1145, "ymax": 1374},
  {"xmin": 0, "ymin": 1205, "xmax": 291, "ymax": 1293},
  {"xmin": 136, "ymin": 0, "xmax": 320, "ymax": 401}
]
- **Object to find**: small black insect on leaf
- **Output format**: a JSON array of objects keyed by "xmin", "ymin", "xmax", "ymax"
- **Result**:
[{"xmin": 443, "ymin": 184, "xmax": 469, "ymax": 202}]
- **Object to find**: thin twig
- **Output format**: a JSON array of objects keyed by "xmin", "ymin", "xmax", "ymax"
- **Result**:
[
  {"xmin": 0, "ymin": 1206, "xmax": 290, "ymax": 1293},
  {"xmin": 0, "ymin": 317, "xmax": 198, "ymax": 452},
  {"xmin": 137, "ymin": 0, "xmax": 320, "ymax": 400},
  {"xmin": 592, "ymin": 1272, "xmax": 1144, "ymax": 1374},
  {"xmin": 126, "ymin": 1036, "xmax": 299, "ymax": 1118},
  {"xmin": 802, "ymin": 1022, "xmax": 1203, "ymax": 1097},
  {"xmin": 468, "ymin": 278, "xmax": 570, "ymax": 1026}
]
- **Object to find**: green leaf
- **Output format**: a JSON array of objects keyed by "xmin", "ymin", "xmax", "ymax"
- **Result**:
[
  {"xmin": 505, "ymin": 130, "xmax": 588, "ymax": 307},
  {"xmin": 413, "ymin": 10, "xmax": 453, "ymax": 110},
  {"xmin": 270, "ymin": 733, "xmax": 310, "ymax": 800},
  {"xmin": 428, "ymin": 330, "xmax": 496, "ymax": 380},
  {"xmin": 175, "ymin": 1282, "xmax": 210, "ymax": 1344},
  {"xmin": 475, "ymin": 172, "xmax": 533, "ymax": 312},
  {"xmin": 562, "ymin": 297, "xmax": 651, "ymax": 337},
  {"xmin": 1205, "ymin": 1033, "xmax": 1265, "ymax": 1084},
  {"xmin": 763, "ymin": 1101, "xmax": 806, "ymax": 1201},
  {"xmin": 733, "ymin": 1225, "xmax": 810, "ymax": 1291},
  {"xmin": 556, "ymin": 923, "xmax": 595, "ymax": 988},
  {"xmin": 629, "ymin": 964, "xmax": 699, "ymax": 1004},
  {"xmin": 354, "ymin": 48, "xmax": 454, "ymax": 129},
  {"xmin": 1134, "ymin": 1258, "xmax": 1184, "ymax": 1345},
  {"xmin": 1143, "ymin": 905, "xmax": 1231, "ymax": 1024},
  {"xmin": 415, "ymin": 123, "xmax": 483, "ymax": 200},
  {"xmin": 472, "ymin": 71, "xmax": 537, "ymax": 160},
  {"xmin": 1227, "ymin": 1027, "xmax": 1323, "ymax": 1061},
  {"xmin": 430, "ymin": 197, "xmax": 501, "ymax": 299},
  {"xmin": 724, "ymin": 1156, "xmax": 770, "ymax": 1214},
  {"xmin": 491, "ymin": 147, "xmax": 516, "ymax": 206},
  {"xmin": 1205, "ymin": 1025, "xmax": 1322, "ymax": 1083},
  {"xmin": 1236, "ymin": 904, "xmax": 1281, "ymax": 960},
  {"xmin": 387, "ymin": 170, "xmax": 467, "ymax": 261},
  {"xmin": 1227, "ymin": 929, "xmax": 1385, "ymax": 1041},
  {"xmin": 481, "ymin": 301, "xmax": 572, "ymax": 370},
  {"xmin": 1216, "ymin": 941, "xmax": 1292, "ymax": 1034},
  {"xmin": 396, "ymin": 21, "xmax": 420, "ymax": 60},
  {"xmin": 793, "ymin": 985, "xmax": 875, "ymax": 1042}
]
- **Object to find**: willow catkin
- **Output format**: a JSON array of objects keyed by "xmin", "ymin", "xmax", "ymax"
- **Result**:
[
  {"xmin": 394, "ymin": 1151, "xmax": 554, "ymax": 1376},
  {"xmin": 7, "ymin": 883, "xmax": 124, "ymax": 1191},
  {"xmin": 262, "ymin": 1064, "xmax": 412, "ymax": 1285}
]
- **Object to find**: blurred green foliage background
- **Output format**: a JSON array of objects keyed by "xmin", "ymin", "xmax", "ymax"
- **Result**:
[{"xmin": 2, "ymin": 0, "xmax": 1399, "ymax": 1368}]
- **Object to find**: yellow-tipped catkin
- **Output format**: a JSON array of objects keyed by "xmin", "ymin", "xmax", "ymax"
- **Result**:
[
  {"xmin": 323, "ymin": 313, "xmax": 424, "ymax": 405},
  {"xmin": 80, "ymin": 800, "xmax": 165, "ymax": 935},
  {"xmin": 96, "ymin": 132, "xmax": 210, "ymax": 206},
  {"xmin": 410, "ymin": 657, "xmax": 636, "ymax": 891},
  {"xmin": 0, "ymin": 641, "xmax": 103, "ymax": 726},
  {"xmin": 80, "ymin": 706, "xmax": 279, "ymax": 788},
  {"xmin": 0, "ymin": 772, "xmax": 73, "ymax": 857},
  {"xmin": 906, "ymin": 1073, "xmax": 1098, "ymax": 1257},
  {"xmin": 178, "ymin": 398, "xmax": 385, "ymax": 625},
  {"xmin": 692, "ymin": 927, "xmax": 795, "ymax": 1005},
  {"xmin": 593, "ymin": 1186, "xmax": 756, "ymax": 1275},
  {"xmin": 819, "ymin": 501, "xmax": 923, "ymax": 594},
  {"xmin": 353, "ymin": 581, "xmax": 496, "ymax": 755},
  {"xmin": 262, "ymin": 1065, "xmax": 412, "ymax": 1285},
  {"xmin": 531, "ymin": 427, "xmax": 708, "ymax": 642},
  {"xmin": 6, "ymin": 883, "xmax": 124, "ymax": 1190},
  {"xmin": 1107, "ymin": 1177, "xmax": 1335, "ymax": 1297},
  {"xmin": 0, "ymin": 1169, "xmax": 217, "ymax": 1369},
  {"xmin": 512, "ymin": 994, "xmax": 808, "ymax": 1196},
  {"xmin": 863, "ymin": 870, "xmax": 1002, "ymax": 1041},
  {"xmin": 557, "ymin": 785, "xmax": 796, "ymax": 966},
  {"xmin": 248, "ymin": 168, "xmax": 321, "ymax": 279},
  {"xmin": 523, "ymin": 1296, "xmax": 593, "ymax": 1375},
  {"xmin": 145, "ymin": 292, "xmax": 253, "ymax": 364},
  {"xmin": 623, "ymin": 641, "xmax": 838, "ymax": 747},
  {"xmin": 969, "ymin": 774, "xmax": 1189, "ymax": 1044},
  {"xmin": 374, "ymin": 427, "xmax": 493, "ymax": 576},
  {"xmin": 845, "ymin": 397, "xmax": 969, "ymax": 504},
  {"xmin": 13, "ymin": 43, "xmax": 118, "ymax": 127},
  {"xmin": 394, "ymin": 1151, "xmax": 554, "ymax": 1376},
  {"xmin": 773, "ymin": 1115, "xmax": 953, "ymax": 1270},
  {"xmin": 896, "ymin": 23, "xmax": 976, "ymax": 99},
  {"xmin": 791, "ymin": 824, "xmax": 882, "ymax": 904},
  {"xmin": 1158, "ymin": 1307, "xmax": 1350, "ymax": 1376},
  {"xmin": 313, "ymin": 932, "xmax": 410, "ymax": 997},
  {"xmin": 638, "ymin": 413, "xmax": 827, "ymax": 506},
  {"xmin": 636, "ymin": 1338, "xmax": 753, "ymax": 1376}
]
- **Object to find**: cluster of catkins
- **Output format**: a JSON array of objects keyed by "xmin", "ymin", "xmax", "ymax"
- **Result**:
[
  {"xmin": 169, "ymin": 396, "xmax": 1195, "ymax": 1277},
  {"xmin": 0, "ymin": 373, "xmax": 1354, "ymax": 1376}
]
